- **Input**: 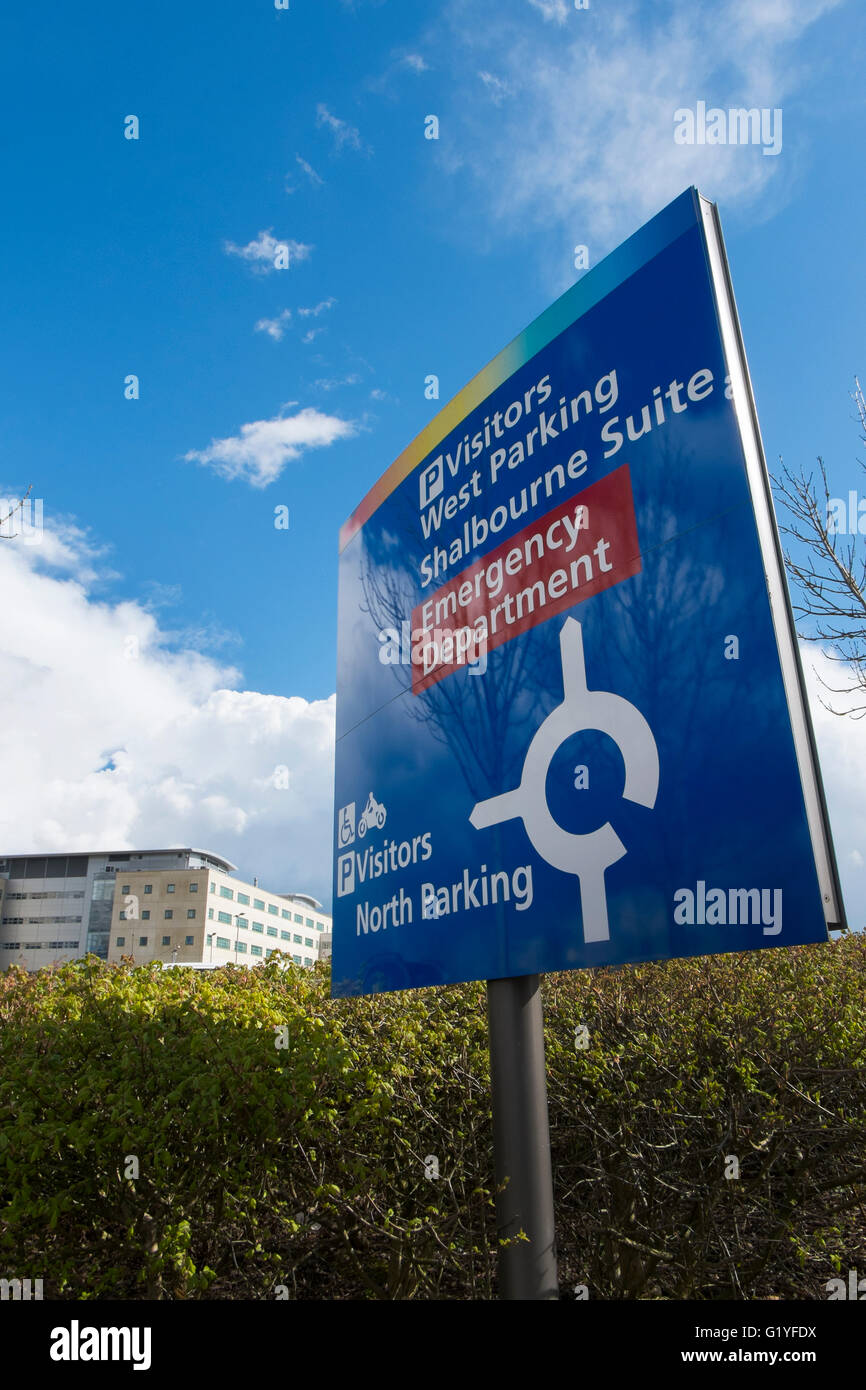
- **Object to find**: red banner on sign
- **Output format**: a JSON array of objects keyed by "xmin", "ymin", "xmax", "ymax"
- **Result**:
[{"xmin": 411, "ymin": 463, "xmax": 640, "ymax": 693}]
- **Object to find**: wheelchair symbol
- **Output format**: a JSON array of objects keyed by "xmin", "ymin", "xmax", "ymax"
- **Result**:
[
  {"xmin": 470, "ymin": 617, "xmax": 659, "ymax": 943},
  {"xmin": 338, "ymin": 803, "xmax": 356, "ymax": 848}
]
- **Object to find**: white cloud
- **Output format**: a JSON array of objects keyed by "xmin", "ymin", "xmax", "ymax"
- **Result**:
[
  {"xmin": 436, "ymin": 0, "xmax": 844, "ymax": 266},
  {"xmin": 0, "ymin": 492, "xmax": 117, "ymax": 585},
  {"xmin": 295, "ymin": 154, "xmax": 324, "ymax": 185},
  {"xmin": 728, "ymin": 0, "xmax": 841, "ymax": 41},
  {"xmin": 367, "ymin": 49, "xmax": 431, "ymax": 95},
  {"xmin": 185, "ymin": 408, "xmax": 357, "ymax": 487},
  {"xmin": 254, "ymin": 309, "xmax": 292, "ymax": 341},
  {"xmin": 298, "ymin": 298, "xmax": 336, "ymax": 318},
  {"xmin": 478, "ymin": 70, "xmax": 511, "ymax": 103},
  {"xmin": 316, "ymin": 102, "xmax": 367, "ymax": 153},
  {"xmin": 0, "ymin": 531, "xmax": 336, "ymax": 904},
  {"xmin": 527, "ymin": 0, "xmax": 569, "ymax": 23},
  {"xmin": 224, "ymin": 230, "xmax": 313, "ymax": 273},
  {"xmin": 313, "ymin": 374, "xmax": 361, "ymax": 392},
  {"xmin": 802, "ymin": 644, "xmax": 866, "ymax": 930},
  {"xmin": 252, "ymin": 301, "xmax": 334, "ymax": 342}
]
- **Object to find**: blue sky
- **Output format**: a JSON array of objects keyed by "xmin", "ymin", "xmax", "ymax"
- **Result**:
[{"xmin": 1, "ymin": 0, "xmax": 864, "ymax": 917}]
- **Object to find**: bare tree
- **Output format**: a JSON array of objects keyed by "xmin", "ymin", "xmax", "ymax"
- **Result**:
[
  {"xmin": 773, "ymin": 377, "xmax": 866, "ymax": 716},
  {"xmin": 0, "ymin": 483, "xmax": 34, "ymax": 540}
]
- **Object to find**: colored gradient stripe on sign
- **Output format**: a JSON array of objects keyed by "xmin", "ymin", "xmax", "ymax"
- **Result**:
[
  {"xmin": 411, "ymin": 464, "xmax": 640, "ymax": 693},
  {"xmin": 338, "ymin": 190, "xmax": 704, "ymax": 552}
]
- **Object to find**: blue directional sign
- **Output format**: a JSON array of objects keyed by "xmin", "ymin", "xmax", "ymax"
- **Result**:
[{"xmin": 332, "ymin": 187, "xmax": 844, "ymax": 998}]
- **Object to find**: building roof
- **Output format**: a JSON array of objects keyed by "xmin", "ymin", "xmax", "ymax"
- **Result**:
[
  {"xmin": 280, "ymin": 892, "xmax": 324, "ymax": 910},
  {"xmin": 0, "ymin": 848, "xmax": 238, "ymax": 873}
]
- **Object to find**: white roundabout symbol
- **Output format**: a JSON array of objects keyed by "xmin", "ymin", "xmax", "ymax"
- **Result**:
[{"xmin": 469, "ymin": 616, "xmax": 659, "ymax": 943}]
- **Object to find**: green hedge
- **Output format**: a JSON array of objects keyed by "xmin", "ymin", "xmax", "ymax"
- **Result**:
[{"xmin": 0, "ymin": 936, "xmax": 864, "ymax": 1299}]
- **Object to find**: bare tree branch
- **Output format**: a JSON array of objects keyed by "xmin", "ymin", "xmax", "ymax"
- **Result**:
[
  {"xmin": 0, "ymin": 483, "xmax": 34, "ymax": 540},
  {"xmin": 771, "ymin": 377, "xmax": 866, "ymax": 715}
]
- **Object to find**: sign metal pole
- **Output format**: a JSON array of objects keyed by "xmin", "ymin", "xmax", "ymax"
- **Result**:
[{"xmin": 486, "ymin": 974, "xmax": 558, "ymax": 1300}]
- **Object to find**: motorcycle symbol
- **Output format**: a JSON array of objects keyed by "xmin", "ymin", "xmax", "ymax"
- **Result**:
[{"xmin": 358, "ymin": 793, "xmax": 387, "ymax": 838}]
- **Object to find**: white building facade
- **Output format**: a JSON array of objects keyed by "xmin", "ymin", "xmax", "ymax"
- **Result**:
[{"xmin": 0, "ymin": 849, "xmax": 331, "ymax": 973}]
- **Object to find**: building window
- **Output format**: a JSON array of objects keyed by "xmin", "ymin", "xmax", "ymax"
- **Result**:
[
  {"xmin": 142, "ymin": 910, "xmax": 151, "ymax": 921},
  {"xmin": 217, "ymin": 911, "xmax": 232, "ymax": 925},
  {"xmin": 294, "ymin": 913, "xmax": 303, "ymax": 924},
  {"xmin": 164, "ymin": 909, "xmax": 173, "ymax": 920},
  {"xmin": 209, "ymin": 883, "xmax": 215, "ymax": 894},
  {"xmin": 162, "ymin": 936, "xmax": 171, "ymax": 946},
  {"xmin": 219, "ymin": 886, "xmax": 234, "ymax": 900},
  {"xmin": 236, "ymin": 918, "xmax": 248, "ymax": 930},
  {"xmin": 185, "ymin": 935, "xmax": 194, "ymax": 946},
  {"xmin": 139, "ymin": 936, "xmax": 148, "ymax": 947},
  {"xmin": 305, "ymin": 918, "xmax": 314, "ymax": 929},
  {"xmin": 281, "ymin": 909, "xmax": 290, "ymax": 920},
  {"xmin": 292, "ymin": 955, "xmax": 302, "ymax": 965},
  {"xmin": 144, "ymin": 885, "xmax": 152, "ymax": 894},
  {"xmin": 268, "ymin": 904, "xmax": 278, "ymax": 916},
  {"xmin": 252, "ymin": 922, "xmax": 264, "ymax": 934},
  {"xmin": 189, "ymin": 882, "xmax": 198, "ymax": 893},
  {"xmin": 251, "ymin": 944, "xmax": 262, "ymax": 957},
  {"xmin": 206, "ymin": 934, "xmax": 213, "ymax": 945},
  {"xmin": 116, "ymin": 936, "xmax": 125, "ymax": 947},
  {"xmin": 167, "ymin": 884, "xmax": 175, "ymax": 894},
  {"xmin": 253, "ymin": 898, "xmax": 265, "ymax": 911},
  {"xmin": 303, "ymin": 957, "xmax": 313, "ymax": 967},
  {"xmin": 7, "ymin": 890, "xmax": 86, "ymax": 902},
  {"xmin": 121, "ymin": 884, "xmax": 130, "ymax": 895},
  {"xmin": 266, "ymin": 925, "xmax": 278, "ymax": 938},
  {"xmin": 237, "ymin": 893, "xmax": 250, "ymax": 906},
  {"xmin": 119, "ymin": 911, "xmax": 126, "ymax": 921},
  {"xmin": 280, "ymin": 931, "xmax": 290, "ymax": 941},
  {"xmin": 293, "ymin": 934, "xmax": 302, "ymax": 944},
  {"xmin": 236, "ymin": 940, "xmax": 247, "ymax": 954},
  {"xmin": 208, "ymin": 908, "xmax": 214, "ymax": 920},
  {"xmin": 21, "ymin": 915, "xmax": 81, "ymax": 925},
  {"xmin": 216, "ymin": 936, "xmax": 230, "ymax": 950},
  {"xmin": 187, "ymin": 909, "xmax": 196, "ymax": 919},
  {"xmin": 305, "ymin": 938, "xmax": 314, "ymax": 948}
]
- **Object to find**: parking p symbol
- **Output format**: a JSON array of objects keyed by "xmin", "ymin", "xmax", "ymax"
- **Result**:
[
  {"xmin": 337, "ymin": 852, "xmax": 355, "ymax": 898},
  {"xmin": 419, "ymin": 456, "xmax": 443, "ymax": 508}
]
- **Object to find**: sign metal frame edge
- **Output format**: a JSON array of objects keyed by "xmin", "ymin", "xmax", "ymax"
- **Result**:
[{"xmin": 699, "ymin": 193, "xmax": 845, "ymax": 932}]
